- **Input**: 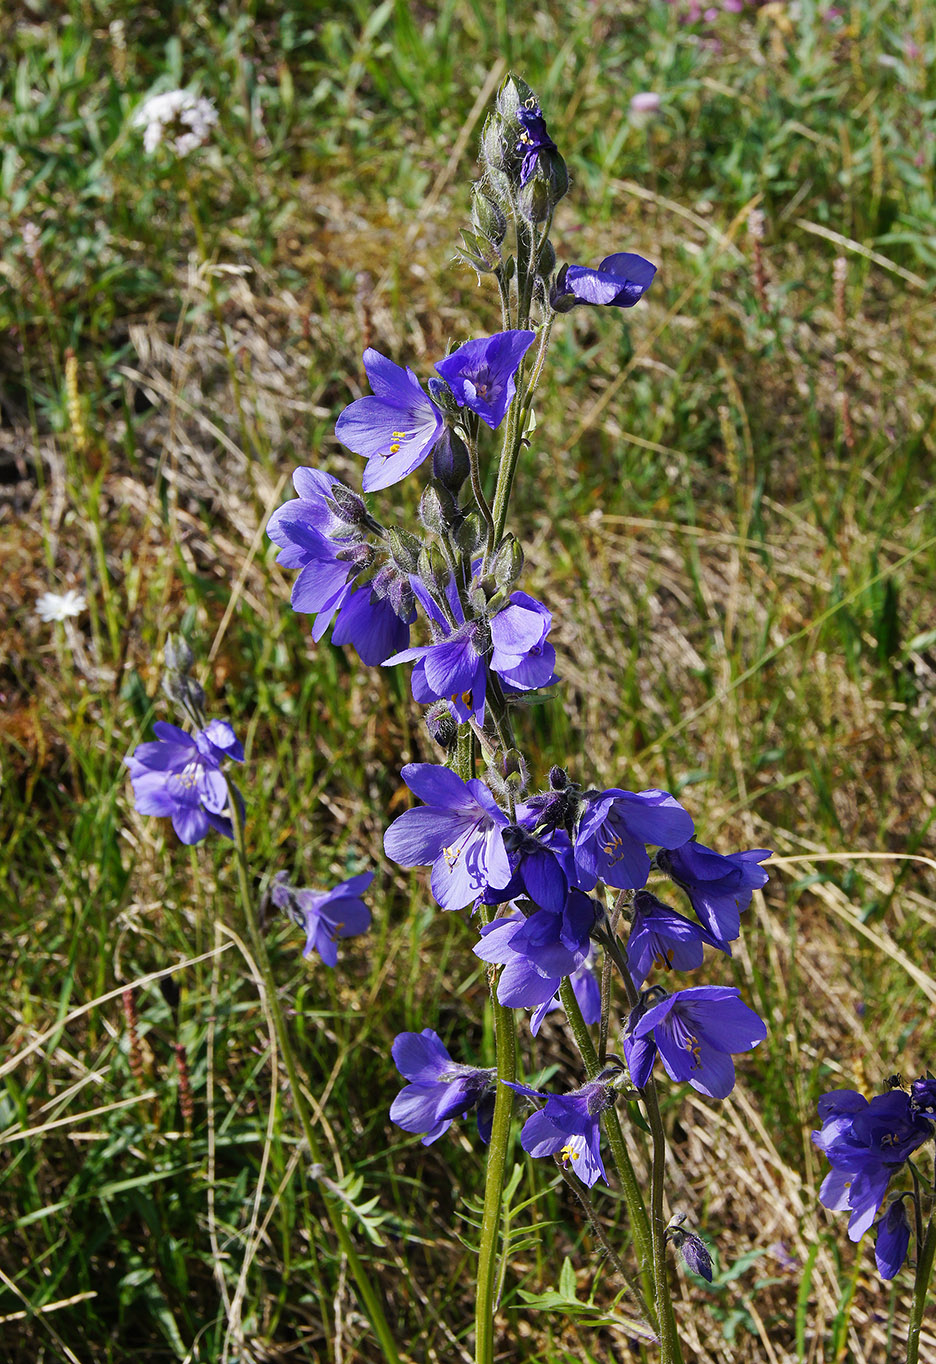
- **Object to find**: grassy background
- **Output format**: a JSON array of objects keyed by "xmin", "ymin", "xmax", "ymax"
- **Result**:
[{"xmin": 2, "ymin": 0, "xmax": 936, "ymax": 1360}]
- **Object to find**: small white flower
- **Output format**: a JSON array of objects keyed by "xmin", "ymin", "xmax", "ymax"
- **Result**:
[
  {"xmin": 36, "ymin": 589, "xmax": 87, "ymax": 623},
  {"xmin": 132, "ymin": 89, "xmax": 218, "ymax": 156}
]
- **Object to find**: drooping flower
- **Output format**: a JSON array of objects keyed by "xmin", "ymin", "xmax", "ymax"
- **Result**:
[
  {"xmin": 504, "ymin": 1070, "xmax": 621, "ymax": 1187},
  {"xmin": 125, "ymin": 719, "xmax": 244, "ymax": 844},
  {"xmin": 383, "ymin": 763, "xmax": 511, "ymax": 911},
  {"xmin": 875, "ymin": 1199, "xmax": 911, "ymax": 1279},
  {"xmin": 655, "ymin": 841, "xmax": 772, "ymax": 942},
  {"xmin": 624, "ymin": 985, "xmax": 767, "ymax": 1098},
  {"xmin": 385, "ymin": 586, "xmax": 555, "ymax": 724},
  {"xmin": 474, "ymin": 890, "xmax": 598, "ymax": 1008},
  {"xmin": 36, "ymin": 588, "xmax": 86, "ymax": 622},
  {"xmin": 267, "ymin": 466, "xmax": 414, "ymax": 664},
  {"xmin": 667, "ymin": 1219, "xmax": 714, "ymax": 1282},
  {"xmin": 552, "ymin": 253, "xmax": 658, "ymax": 311},
  {"xmin": 530, "ymin": 948, "xmax": 601, "ymax": 1036},
  {"xmin": 515, "ymin": 105, "xmax": 557, "ymax": 185},
  {"xmin": 434, "ymin": 331, "xmax": 536, "ymax": 429},
  {"xmin": 626, "ymin": 890, "xmax": 728, "ymax": 990},
  {"xmin": 335, "ymin": 349, "xmax": 443, "ymax": 492},
  {"xmin": 574, "ymin": 787, "xmax": 694, "ymax": 891},
  {"xmin": 812, "ymin": 1088, "xmax": 932, "ymax": 1241},
  {"xmin": 271, "ymin": 870, "xmax": 373, "ymax": 966},
  {"xmin": 390, "ymin": 1030, "xmax": 496, "ymax": 1145},
  {"xmin": 132, "ymin": 89, "xmax": 218, "ymax": 156}
]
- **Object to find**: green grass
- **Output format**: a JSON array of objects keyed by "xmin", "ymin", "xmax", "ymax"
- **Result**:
[{"xmin": 2, "ymin": 1, "xmax": 936, "ymax": 1360}]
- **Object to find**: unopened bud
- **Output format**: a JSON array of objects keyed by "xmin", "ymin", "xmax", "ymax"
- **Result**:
[
  {"xmin": 388, "ymin": 527, "xmax": 422, "ymax": 574},
  {"xmin": 492, "ymin": 535, "xmax": 524, "ymax": 592},
  {"xmin": 431, "ymin": 427, "xmax": 470, "ymax": 493},
  {"xmin": 518, "ymin": 155, "xmax": 569, "ymax": 222},
  {"xmin": 480, "ymin": 114, "xmax": 509, "ymax": 172},
  {"xmin": 419, "ymin": 481, "xmax": 461, "ymax": 536},
  {"xmin": 164, "ymin": 634, "xmax": 195, "ymax": 675},
  {"xmin": 471, "ymin": 187, "xmax": 507, "ymax": 246},
  {"xmin": 426, "ymin": 701, "xmax": 459, "ymax": 750},
  {"xmin": 536, "ymin": 237, "xmax": 556, "ymax": 279},
  {"xmin": 427, "ymin": 376, "xmax": 461, "ymax": 418},
  {"xmin": 327, "ymin": 482, "xmax": 370, "ymax": 530},
  {"xmin": 457, "ymin": 228, "xmax": 501, "ymax": 274},
  {"xmin": 455, "ymin": 512, "xmax": 486, "ymax": 557}
]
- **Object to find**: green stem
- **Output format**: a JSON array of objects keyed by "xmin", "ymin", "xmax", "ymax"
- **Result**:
[
  {"xmin": 489, "ymin": 312, "xmax": 556, "ymax": 552},
  {"xmin": 558, "ymin": 978, "xmax": 656, "ymax": 1329},
  {"xmin": 643, "ymin": 1079, "xmax": 683, "ymax": 1364},
  {"xmin": 223, "ymin": 776, "xmax": 400, "ymax": 1364},
  {"xmin": 474, "ymin": 990, "xmax": 517, "ymax": 1364},
  {"xmin": 907, "ymin": 1213, "xmax": 936, "ymax": 1364}
]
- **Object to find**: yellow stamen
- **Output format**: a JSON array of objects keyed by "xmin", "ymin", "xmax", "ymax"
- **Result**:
[
  {"xmin": 442, "ymin": 843, "xmax": 462, "ymax": 870},
  {"xmin": 559, "ymin": 1143, "xmax": 579, "ymax": 1166}
]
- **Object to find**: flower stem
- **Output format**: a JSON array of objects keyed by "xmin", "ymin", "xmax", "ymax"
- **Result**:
[
  {"xmin": 222, "ymin": 776, "xmax": 400, "ymax": 1364},
  {"xmin": 474, "ymin": 989, "xmax": 517, "ymax": 1364},
  {"xmin": 907, "ymin": 1212, "xmax": 936, "ymax": 1364},
  {"xmin": 558, "ymin": 978, "xmax": 657, "ymax": 1330},
  {"xmin": 643, "ymin": 1077, "xmax": 684, "ymax": 1364}
]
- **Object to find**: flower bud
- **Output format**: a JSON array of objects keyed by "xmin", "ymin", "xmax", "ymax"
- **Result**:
[
  {"xmin": 425, "ymin": 701, "xmax": 459, "ymax": 750},
  {"xmin": 518, "ymin": 155, "xmax": 569, "ymax": 223},
  {"xmin": 536, "ymin": 237, "xmax": 556, "ymax": 280},
  {"xmin": 492, "ymin": 534, "xmax": 524, "ymax": 592},
  {"xmin": 327, "ymin": 482, "xmax": 374, "ymax": 532},
  {"xmin": 164, "ymin": 633, "xmax": 195, "ymax": 675},
  {"xmin": 666, "ymin": 1220, "xmax": 713, "ymax": 1283},
  {"xmin": 471, "ymin": 186, "xmax": 507, "ymax": 246},
  {"xmin": 419, "ymin": 480, "xmax": 461, "ymax": 536},
  {"xmin": 427, "ymin": 376, "xmax": 461, "ymax": 418},
  {"xmin": 457, "ymin": 228, "xmax": 501, "ymax": 275},
  {"xmin": 480, "ymin": 113, "xmax": 509, "ymax": 172},
  {"xmin": 431, "ymin": 427, "xmax": 470, "ymax": 493},
  {"xmin": 388, "ymin": 527, "xmax": 422, "ymax": 574},
  {"xmin": 417, "ymin": 542, "xmax": 449, "ymax": 594},
  {"xmin": 455, "ymin": 511, "xmax": 486, "ymax": 557},
  {"xmin": 496, "ymin": 73, "xmax": 537, "ymax": 129}
]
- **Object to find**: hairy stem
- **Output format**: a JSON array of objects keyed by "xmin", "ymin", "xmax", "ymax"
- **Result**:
[
  {"xmin": 223, "ymin": 776, "xmax": 400, "ymax": 1364},
  {"xmin": 558, "ymin": 978, "xmax": 657, "ymax": 1329},
  {"xmin": 474, "ymin": 988, "xmax": 517, "ymax": 1364},
  {"xmin": 907, "ymin": 1213, "xmax": 936, "ymax": 1364}
]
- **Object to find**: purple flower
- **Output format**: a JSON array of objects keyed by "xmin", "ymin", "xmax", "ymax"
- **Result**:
[
  {"xmin": 530, "ymin": 948, "xmax": 601, "ymax": 1036},
  {"xmin": 667, "ymin": 1223, "xmax": 714, "ymax": 1282},
  {"xmin": 383, "ymin": 763, "xmax": 511, "ymax": 911},
  {"xmin": 271, "ymin": 870, "xmax": 373, "ymax": 966},
  {"xmin": 386, "ymin": 587, "xmax": 555, "ymax": 724},
  {"xmin": 574, "ymin": 787, "xmax": 694, "ymax": 891},
  {"xmin": 267, "ymin": 466, "xmax": 414, "ymax": 664},
  {"xmin": 474, "ymin": 890, "xmax": 598, "ymax": 1008},
  {"xmin": 626, "ymin": 890, "xmax": 728, "ymax": 990},
  {"xmin": 434, "ymin": 331, "xmax": 536, "ymax": 429},
  {"xmin": 335, "ymin": 349, "xmax": 443, "ymax": 492},
  {"xmin": 656, "ymin": 841, "xmax": 772, "ymax": 942},
  {"xmin": 125, "ymin": 719, "xmax": 243, "ymax": 844},
  {"xmin": 813, "ymin": 1089, "xmax": 932, "ymax": 1241},
  {"xmin": 630, "ymin": 92, "xmax": 662, "ymax": 114},
  {"xmin": 625, "ymin": 986, "xmax": 767, "ymax": 1098},
  {"xmin": 553, "ymin": 253, "xmax": 657, "ymax": 311},
  {"xmin": 910, "ymin": 1075, "xmax": 936, "ymax": 1118},
  {"xmin": 516, "ymin": 105, "xmax": 557, "ymax": 185},
  {"xmin": 876, "ymin": 1199, "xmax": 911, "ymax": 1279},
  {"xmin": 390, "ymin": 1030, "xmax": 496, "ymax": 1145},
  {"xmin": 504, "ymin": 1071, "xmax": 620, "ymax": 1187}
]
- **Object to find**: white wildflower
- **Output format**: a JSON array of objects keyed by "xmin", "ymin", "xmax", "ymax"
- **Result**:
[
  {"xmin": 132, "ymin": 89, "xmax": 218, "ymax": 156},
  {"xmin": 36, "ymin": 589, "xmax": 87, "ymax": 623}
]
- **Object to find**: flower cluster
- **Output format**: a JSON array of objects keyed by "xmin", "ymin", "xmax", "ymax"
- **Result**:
[
  {"xmin": 132, "ymin": 89, "xmax": 218, "ymax": 156},
  {"xmin": 125, "ymin": 718, "xmax": 243, "ymax": 844},
  {"xmin": 813, "ymin": 1080, "xmax": 936, "ymax": 1277}
]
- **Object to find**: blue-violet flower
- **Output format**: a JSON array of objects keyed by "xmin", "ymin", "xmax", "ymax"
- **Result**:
[
  {"xmin": 656, "ymin": 840, "xmax": 772, "ymax": 942},
  {"xmin": 390, "ymin": 1030, "xmax": 496, "ymax": 1145},
  {"xmin": 271, "ymin": 870, "xmax": 373, "ymax": 966},
  {"xmin": 125, "ymin": 719, "xmax": 243, "ymax": 844},
  {"xmin": 553, "ymin": 253, "xmax": 657, "ymax": 310},
  {"xmin": 383, "ymin": 763, "xmax": 511, "ymax": 911},
  {"xmin": 504, "ymin": 1071, "xmax": 621, "ymax": 1187},
  {"xmin": 434, "ymin": 331, "xmax": 536, "ymax": 429},
  {"xmin": 574, "ymin": 787, "xmax": 695, "ymax": 891},
  {"xmin": 624, "ymin": 985, "xmax": 767, "ymax": 1098},
  {"xmin": 335, "ymin": 349, "xmax": 443, "ymax": 492}
]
